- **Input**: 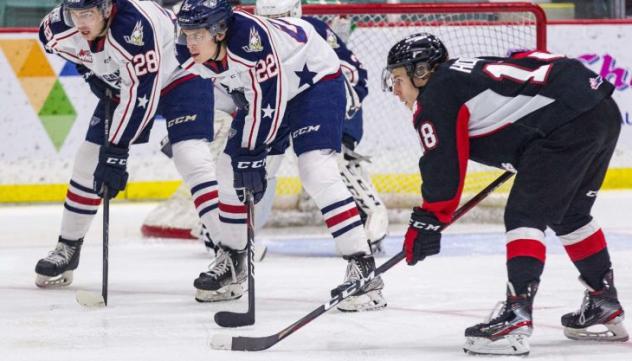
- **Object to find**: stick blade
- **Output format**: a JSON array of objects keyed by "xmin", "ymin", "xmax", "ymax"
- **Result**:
[
  {"xmin": 214, "ymin": 311, "xmax": 254, "ymax": 328},
  {"xmin": 76, "ymin": 290, "xmax": 106, "ymax": 308},
  {"xmin": 210, "ymin": 334, "xmax": 233, "ymax": 350}
]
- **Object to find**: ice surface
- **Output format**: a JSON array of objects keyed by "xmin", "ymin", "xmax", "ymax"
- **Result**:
[{"xmin": 1, "ymin": 192, "xmax": 631, "ymax": 361}]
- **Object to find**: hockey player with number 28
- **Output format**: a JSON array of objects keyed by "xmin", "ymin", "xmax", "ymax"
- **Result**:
[
  {"xmin": 255, "ymin": 0, "xmax": 389, "ymax": 252},
  {"xmin": 175, "ymin": 0, "xmax": 386, "ymax": 311},
  {"xmin": 382, "ymin": 33, "xmax": 628, "ymax": 356},
  {"xmin": 34, "ymin": 0, "xmax": 222, "ymax": 289}
]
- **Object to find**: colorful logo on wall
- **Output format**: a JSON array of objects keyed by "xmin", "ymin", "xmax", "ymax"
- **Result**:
[{"xmin": 0, "ymin": 39, "xmax": 77, "ymax": 151}]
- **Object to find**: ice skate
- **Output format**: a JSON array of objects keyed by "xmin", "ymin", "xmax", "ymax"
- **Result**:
[
  {"xmin": 35, "ymin": 237, "xmax": 83, "ymax": 288},
  {"xmin": 194, "ymin": 246, "xmax": 247, "ymax": 302},
  {"xmin": 464, "ymin": 281, "xmax": 538, "ymax": 356},
  {"xmin": 562, "ymin": 270, "xmax": 628, "ymax": 342},
  {"xmin": 332, "ymin": 254, "xmax": 387, "ymax": 312}
]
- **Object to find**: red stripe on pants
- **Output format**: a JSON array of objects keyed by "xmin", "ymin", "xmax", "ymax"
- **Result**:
[
  {"xmin": 194, "ymin": 191, "xmax": 218, "ymax": 208},
  {"xmin": 66, "ymin": 190, "xmax": 101, "ymax": 206},
  {"xmin": 564, "ymin": 229, "xmax": 607, "ymax": 261},
  {"xmin": 219, "ymin": 202, "xmax": 247, "ymax": 214},
  {"xmin": 325, "ymin": 207, "xmax": 359, "ymax": 228},
  {"xmin": 507, "ymin": 239, "xmax": 546, "ymax": 262}
]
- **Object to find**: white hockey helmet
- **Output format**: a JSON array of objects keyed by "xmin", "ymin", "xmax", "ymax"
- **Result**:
[{"xmin": 255, "ymin": 0, "xmax": 302, "ymax": 19}]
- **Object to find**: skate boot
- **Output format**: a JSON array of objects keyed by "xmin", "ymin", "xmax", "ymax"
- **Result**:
[
  {"xmin": 194, "ymin": 245, "xmax": 247, "ymax": 302},
  {"xmin": 35, "ymin": 237, "xmax": 83, "ymax": 288},
  {"xmin": 562, "ymin": 270, "xmax": 628, "ymax": 342},
  {"xmin": 332, "ymin": 253, "xmax": 387, "ymax": 312},
  {"xmin": 464, "ymin": 281, "xmax": 538, "ymax": 356}
]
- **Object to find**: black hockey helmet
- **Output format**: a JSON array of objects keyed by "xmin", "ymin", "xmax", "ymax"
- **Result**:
[
  {"xmin": 177, "ymin": 0, "xmax": 234, "ymax": 34},
  {"xmin": 382, "ymin": 33, "xmax": 448, "ymax": 91},
  {"xmin": 62, "ymin": 0, "xmax": 113, "ymax": 27}
]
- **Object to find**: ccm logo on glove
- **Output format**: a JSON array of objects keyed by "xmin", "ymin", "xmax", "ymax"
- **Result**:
[
  {"xmin": 236, "ymin": 159, "xmax": 266, "ymax": 169},
  {"xmin": 106, "ymin": 157, "xmax": 127, "ymax": 166}
]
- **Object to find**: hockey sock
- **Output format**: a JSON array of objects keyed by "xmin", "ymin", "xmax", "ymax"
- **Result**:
[
  {"xmin": 507, "ymin": 257, "xmax": 544, "ymax": 295},
  {"xmin": 558, "ymin": 221, "xmax": 610, "ymax": 290},
  {"xmin": 506, "ymin": 227, "xmax": 546, "ymax": 295}
]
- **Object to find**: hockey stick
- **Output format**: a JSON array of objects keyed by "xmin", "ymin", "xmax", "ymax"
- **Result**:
[
  {"xmin": 214, "ymin": 189, "xmax": 256, "ymax": 327},
  {"xmin": 76, "ymin": 89, "xmax": 113, "ymax": 308},
  {"xmin": 210, "ymin": 170, "xmax": 515, "ymax": 351}
]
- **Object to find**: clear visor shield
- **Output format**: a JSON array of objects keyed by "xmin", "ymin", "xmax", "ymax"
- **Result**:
[
  {"xmin": 381, "ymin": 68, "xmax": 394, "ymax": 93},
  {"xmin": 175, "ymin": 24, "xmax": 213, "ymax": 46},
  {"xmin": 63, "ymin": 6, "xmax": 104, "ymax": 28}
]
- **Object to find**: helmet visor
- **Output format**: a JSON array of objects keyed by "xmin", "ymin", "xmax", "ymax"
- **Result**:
[{"xmin": 381, "ymin": 67, "xmax": 394, "ymax": 93}]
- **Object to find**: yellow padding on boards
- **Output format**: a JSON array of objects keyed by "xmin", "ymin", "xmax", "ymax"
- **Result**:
[{"xmin": 1, "ymin": 168, "xmax": 631, "ymax": 203}]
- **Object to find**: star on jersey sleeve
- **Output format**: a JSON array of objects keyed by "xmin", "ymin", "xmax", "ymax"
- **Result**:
[
  {"xmin": 105, "ymin": 12, "xmax": 162, "ymax": 146},
  {"xmin": 225, "ymin": 12, "xmax": 290, "ymax": 151}
]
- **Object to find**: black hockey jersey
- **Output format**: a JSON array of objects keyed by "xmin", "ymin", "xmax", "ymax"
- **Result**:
[{"xmin": 413, "ymin": 50, "xmax": 614, "ymax": 223}]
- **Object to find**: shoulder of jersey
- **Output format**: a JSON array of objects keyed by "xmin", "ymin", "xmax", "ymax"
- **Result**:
[
  {"xmin": 108, "ymin": 0, "xmax": 156, "ymax": 56},
  {"xmin": 226, "ymin": 11, "xmax": 272, "ymax": 63},
  {"xmin": 39, "ymin": 6, "xmax": 73, "ymax": 43},
  {"xmin": 301, "ymin": 16, "xmax": 327, "ymax": 36}
]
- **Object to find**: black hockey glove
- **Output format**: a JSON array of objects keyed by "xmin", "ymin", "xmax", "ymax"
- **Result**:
[
  {"xmin": 93, "ymin": 145, "xmax": 129, "ymax": 199},
  {"xmin": 76, "ymin": 64, "xmax": 119, "ymax": 100},
  {"xmin": 404, "ymin": 207, "xmax": 443, "ymax": 265},
  {"xmin": 232, "ymin": 148, "xmax": 268, "ymax": 204}
]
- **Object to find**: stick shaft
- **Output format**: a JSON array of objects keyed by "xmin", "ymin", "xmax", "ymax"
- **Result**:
[{"xmin": 230, "ymin": 170, "xmax": 515, "ymax": 351}]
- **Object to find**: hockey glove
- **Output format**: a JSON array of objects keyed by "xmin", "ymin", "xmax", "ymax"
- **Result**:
[
  {"xmin": 93, "ymin": 145, "xmax": 129, "ymax": 199},
  {"xmin": 232, "ymin": 148, "xmax": 267, "ymax": 204},
  {"xmin": 76, "ymin": 64, "xmax": 118, "ymax": 100},
  {"xmin": 404, "ymin": 207, "xmax": 443, "ymax": 265}
]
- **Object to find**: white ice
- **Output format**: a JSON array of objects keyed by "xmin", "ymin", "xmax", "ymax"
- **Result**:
[{"xmin": 1, "ymin": 192, "xmax": 631, "ymax": 361}]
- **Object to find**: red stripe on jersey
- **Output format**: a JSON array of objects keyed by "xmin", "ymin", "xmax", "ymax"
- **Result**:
[
  {"xmin": 66, "ymin": 190, "xmax": 101, "ymax": 206},
  {"xmin": 161, "ymin": 74, "xmax": 197, "ymax": 96},
  {"xmin": 246, "ymin": 67, "xmax": 259, "ymax": 149},
  {"xmin": 564, "ymin": 228, "xmax": 607, "ymax": 261},
  {"xmin": 325, "ymin": 207, "xmax": 359, "ymax": 228},
  {"xmin": 321, "ymin": 68, "xmax": 342, "ymax": 81},
  {"xmin": 194, "ymin": 190, "xmax": 218, "ymax": 209},
  {"xmin": 219, "ymin": 202, "xmax": 247, "ymax": 214},
  {"xmin": 110, "ymin": 62, "xmax": 137, "ymax": 143},
  {"xmin": 507, "ymin": 239, "xmax": 546, "ymax": 262},
  {"xmin": 421, "ymin": 105, "xmax": 470, "ymax": 224}
]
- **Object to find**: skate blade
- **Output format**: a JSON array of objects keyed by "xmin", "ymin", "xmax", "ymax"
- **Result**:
[
  {"xmin": 76, "ymin": 290, "xmax": 106, "ymax": 308},
  {"xmin": 195, "ymin": 284, "xmax": 243, "ymax": 303},
  {"xmin": 464, "ymin": 335, "xmax": 530, "ymax": 356},
  {"xmin": 337, "ymin": 290, "xmax": 387, "ymax": 312},
  {"xmin": 35, "ymin": 271, "xmax": 73, "ymax": 288},
  {"xmin": 564, "ymin": 318, "xmax": 629, "ymax": 342}
]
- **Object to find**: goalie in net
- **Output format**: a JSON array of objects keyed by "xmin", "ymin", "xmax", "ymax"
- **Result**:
[{"xmin": 142, "ymin": 0, "xmax": 389, "ymax": 253}]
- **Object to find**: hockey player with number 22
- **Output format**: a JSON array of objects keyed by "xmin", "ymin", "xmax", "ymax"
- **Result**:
[
  {"xmin": 255, "ymin": 0, "xmax": 389, "ymax": 252},
  {"xmin": 175, "ymin": 0, "xmax": 386, "ymax": 312},
  {"xmin": 382, "ymin": 33, "xmax": 628, "ymax": 356},
  {"xmin": 35, "ymin": 0, "xmax": 222, "ymax": 290}
]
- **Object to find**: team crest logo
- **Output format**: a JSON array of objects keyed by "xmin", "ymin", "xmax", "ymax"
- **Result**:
[
  {"xmin": 326, "ymin": 29, "xmax": 340, "ymax": 49},
  {"xmin": 589, "ymin": 75, "xmax": 603, "ymax": 90},
  {"xmin": 124, "ymin": 21, "xmax": 145, "ymax": 46},
  {"xmin": 78, "ymin": 49, "xmax": 93, "ymax": 63},
  {"xmin": 242, "ymin": 27, "xmax": 264, "ymax": 53}
]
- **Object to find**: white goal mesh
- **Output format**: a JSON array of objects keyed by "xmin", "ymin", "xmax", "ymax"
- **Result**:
[{"xmin": 142, "ymin": 2, "xmax": 547, "ymax": 237}]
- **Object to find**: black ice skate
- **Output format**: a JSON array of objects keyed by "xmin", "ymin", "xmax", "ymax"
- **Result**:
[
  {"xmin": 562, "ymin": 270, "xmax": 628, "ymax": 342},
  {"xmin": 194, "ymin": 246, "xmax": 247, "ymax": 302},
  {"xmin": 464, "ymin": 281, "xmax": 538, "ymax": 356},
  {"xmin": 332, "ymin": 253, "xmax": 387, "ymax": 312},
  {"xmin": 35, "ymin": 237, "xmax": 83, "ymax": 288}
]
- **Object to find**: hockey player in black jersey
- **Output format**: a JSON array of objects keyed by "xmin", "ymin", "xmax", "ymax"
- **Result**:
[{"xmin": 382, "ymin": 33, "xmax": 628, "ymax": 356}]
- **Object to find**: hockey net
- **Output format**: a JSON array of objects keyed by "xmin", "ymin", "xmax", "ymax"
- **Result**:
[{"xmin": 142, "ymin": 2, "xmax": 547, "ymax": 238}]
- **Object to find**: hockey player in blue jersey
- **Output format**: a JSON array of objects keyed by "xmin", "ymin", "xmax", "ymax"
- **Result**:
[
  {"xmin": 175, "ymin": 0, "xmax": 386, "ymax": 311},
  {"xmin": 34, "ymin": 0, "xmax": 223, "ymax": 289},
  {"xmin": 255, "ymin": 0, "xmax": 389, "ymax": 254}
]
